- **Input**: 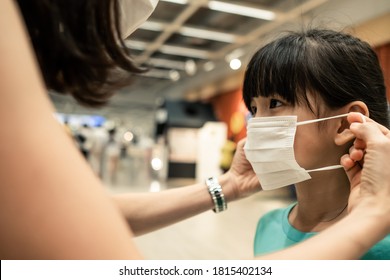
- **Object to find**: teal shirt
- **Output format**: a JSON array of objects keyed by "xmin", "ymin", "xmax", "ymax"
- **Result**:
[{"xmin": 254, "ymin": 203, "xmax": 390, "ymax": 260}]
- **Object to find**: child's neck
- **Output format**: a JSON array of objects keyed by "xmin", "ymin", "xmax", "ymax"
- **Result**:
[{"xmin": 288, "ymin": 169, "xmax": 350, "ymax": 232}]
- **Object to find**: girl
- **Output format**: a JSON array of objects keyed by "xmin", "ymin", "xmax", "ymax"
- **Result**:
[{"xmin": 243, "ymin": 28, "xmax": 390, "ymax": 259}]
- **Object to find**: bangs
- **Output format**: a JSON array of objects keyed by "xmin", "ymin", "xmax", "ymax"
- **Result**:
[{"xmin": 243, "ymin": 33, "xmax": 312, "ymax": 112}]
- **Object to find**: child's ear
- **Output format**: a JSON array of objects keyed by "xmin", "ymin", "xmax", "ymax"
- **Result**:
[{"xmin": 334, "ymin": 101, "xmax": 369, "ymax": 146}]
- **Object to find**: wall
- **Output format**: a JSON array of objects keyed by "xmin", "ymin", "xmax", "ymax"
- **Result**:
[
  {"xmin": 375, "ymin": 42, "xmax": 390, "ymax": 101},
  {"xmin": 210, "ymin": 88, "xmax": 248, "ymax": 143}
]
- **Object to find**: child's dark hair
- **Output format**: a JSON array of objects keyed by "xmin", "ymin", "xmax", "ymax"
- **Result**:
[
  {"xmin": 243, "ymin": 28, "xmax": 389, "ymax": 127},
  {"xmin": 16, "ymin": 0, "xmax": 144, "ymax": 107}
]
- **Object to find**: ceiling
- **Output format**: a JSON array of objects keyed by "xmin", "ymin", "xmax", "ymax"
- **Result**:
[{"xmin": 51, "ymin": 0, "xmax": 390, "ymax": 131}]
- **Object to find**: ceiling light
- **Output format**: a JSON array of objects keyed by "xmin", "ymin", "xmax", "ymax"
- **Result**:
[
  {"xmin": 179, "ymin": 26, "xmax": 236, "ymax": 43},
  {"xmin": 125, "ymin": 41, "xmax": 209, "ymax": 59},
  {"xmin": 203, "ymin": 61, "xmax": 215, "ymax": 72},
  {"xmin": 148, "ymin": 58, "xmax": 197, "ymax": 75},
  {"xmin": 139, "ymin": 21, "xmax": 164, "ymax": 32},
  {"xmin": 169, "ymin": 70, "xmax": 180, "ymax": 81},
  {"xmin": 185, "ymin": 60, "xmax": 197, "ymax": 76},
  {"xmin": 124, "ymin": 40, "xmax": 147, "ymax": 50},
  {"xmin": 208, "ymin": 1, "xmax": 275, "ymax": 20},
  {"xmin": 160, "ymin": 0, "xmax": 188, "ymax": 4},
  {"xmin": 139, "ymin": 22, "xmax": 237, "ymax": 44},
  {"xmin": 140, "ymin": 69, "xmax": 181, "ymax": 81},
  {"xmin": 229, "ymin": 58, "xmax": 242, "ymax": 70},
  {"xmin": 160, "ymin": 45, "xmax": 209, "ymax": 59}
]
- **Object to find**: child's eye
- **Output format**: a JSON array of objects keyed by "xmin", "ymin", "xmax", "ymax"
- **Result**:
[{"xmin": 269, "ymin": 99, "xmax": 283, "ymax": 109}]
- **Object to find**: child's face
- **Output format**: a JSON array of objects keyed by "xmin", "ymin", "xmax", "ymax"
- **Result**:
[{"xmin": 249, "ymin": 94, "xmax": 345, "ymax": 172}]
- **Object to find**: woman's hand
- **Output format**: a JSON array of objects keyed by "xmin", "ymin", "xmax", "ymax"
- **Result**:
[
  {"xmin": 341, "ymin": 113, "xmax": 390, "ymax": 231},
  {"xmin": 220, "ymin": 138, "xmax": 261, "ymax": 201}
]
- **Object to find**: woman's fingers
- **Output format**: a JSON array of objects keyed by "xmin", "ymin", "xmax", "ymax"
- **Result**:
[
  {"xmin": 349, "ymin": 144, "xmax": 364, "ymax": 162},
  {"xmin": 340, "ymin": 154, "xmax": 361, "ymax": 186},
  {"xmin": 347, "ymin": 112, "xmax": 390, "ymax": 137}
]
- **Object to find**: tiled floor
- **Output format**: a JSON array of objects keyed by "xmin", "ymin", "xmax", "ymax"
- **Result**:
[{"xmin": 103, "ymin": 157, "xmax": 295, "ymax": 260}]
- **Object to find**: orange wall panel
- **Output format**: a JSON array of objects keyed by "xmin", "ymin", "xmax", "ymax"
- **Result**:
[{"xmin": 210, "ymin": 89, "xmax": 248, "ymax": 143}]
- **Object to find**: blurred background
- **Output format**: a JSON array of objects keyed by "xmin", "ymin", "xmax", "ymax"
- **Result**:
[{"xmin": 51, "ymin": 0, "xmax": 390, "ymax": 259}]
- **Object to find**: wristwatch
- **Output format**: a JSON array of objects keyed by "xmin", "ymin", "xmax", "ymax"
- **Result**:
[{"xmin": 206, "ymin": 177, "xmax": 227, "ymax": 213}]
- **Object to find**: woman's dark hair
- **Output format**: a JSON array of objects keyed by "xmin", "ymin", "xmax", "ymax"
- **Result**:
[
  {"xmin": 16, "ymin": 0, "xmax": 144, "ymax": 107},
  {"xmin": 243, "ymin": 28, "xmax": 389, "ymax": 127}
]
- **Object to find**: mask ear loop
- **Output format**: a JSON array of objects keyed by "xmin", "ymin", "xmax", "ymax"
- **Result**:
[
  {"xmin": 296, "ymin": 113, "xmax": 349, "ymax": 126},
  {"xmin": 306, "ymin": 165, "xmax": 344, "ymax": 173}
]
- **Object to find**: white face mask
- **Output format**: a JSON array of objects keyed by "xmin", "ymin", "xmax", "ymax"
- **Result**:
[
  {"xmin": 119, "ymin": 0, "xmax": 159, "ymax": 39},
  {"xmin": 244, "ymin": 113, "xmax": 349, "ymax": 191}
]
